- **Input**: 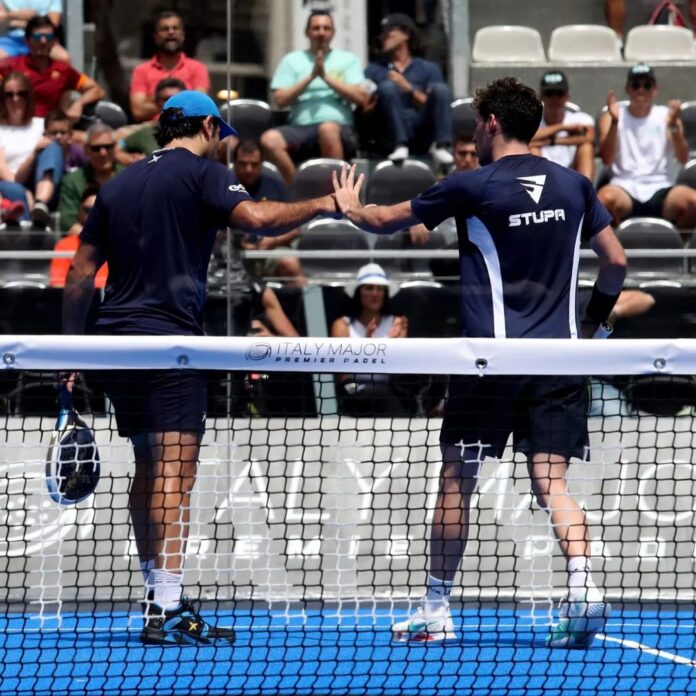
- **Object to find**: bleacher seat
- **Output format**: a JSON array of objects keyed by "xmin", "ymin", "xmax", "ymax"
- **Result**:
[
  {"xmin": 296, "ymin": 218, "xmax": 369, "ymax": 276},
  {"xmin": 472, "ymin": 26, "xmax": 546, "ymax": 63},
  {"xmin": 219, "ymin": 99, "xmax": 273, "ymax": 141},
  {"xmin": 548, "ymin": 25, "xmax": 622, "ymax": 62},
  {"xmin": 685, "ymin": 232, "xmax": 696, "ymax": 273},
  {"xmin": 451, "ymin": 98, "xmax": 476, "ymax": 140},
  {"xmin": 624, "ymin": 25, "xmax": 696, "ymax": 61},
  {"xmin": 675, "ymin": 158, "xmax": 696, "ymax": 189},
  {"xmin": 0, "ymin": 228, "xmax": 55, "ymax": 284},
  {"xmin": 679, "ymin": 103, "xmax": 696, "ymax": 157},
  {"xmin": 373, "ymin": 227, "xmax": 445, "ymax": 274},
  {"xmin": 92, "ymin": 100, "xmax": 128, "ymax": 130},
  {"xmin": 291, "ymin": 158, "xmax": 346, "ymax": 201},
  {"xmin": 366, "ymin": 160, "xmax": 436, "ymax": 206},
  {"xmin": 615, "ymin": 217, "xmax": 685, "ymax": 276}
]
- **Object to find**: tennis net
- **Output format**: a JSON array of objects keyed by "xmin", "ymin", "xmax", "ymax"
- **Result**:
[{"xmin": 1, "ymin": 334, "xmax": 696, "ymax": 695}]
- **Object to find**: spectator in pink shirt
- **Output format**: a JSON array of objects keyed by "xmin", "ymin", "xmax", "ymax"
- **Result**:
[{"xmin": 129, "ymin": 11, "xmax": 210, "ymax": 122}]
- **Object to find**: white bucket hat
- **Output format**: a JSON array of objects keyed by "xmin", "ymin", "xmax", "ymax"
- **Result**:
[{"xmin": 345, "ymin": 263, "xmax": 397, "ymax": 297}]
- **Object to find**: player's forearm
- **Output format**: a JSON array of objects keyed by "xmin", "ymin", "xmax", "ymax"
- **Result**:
[
  {"xmin": 596, "ymin": 257, "xmax": 627, "ymax": 296},
  {"xmin": 234, "ymin": 196, "xmax": 337, "ymax": 235},
  {"xmin": 344, "ymin": 203, "xmax": 417, "ymax": 235},
  {"xmin": 62, "ymin": 272, "xmax": 96, "ymax": 335}
]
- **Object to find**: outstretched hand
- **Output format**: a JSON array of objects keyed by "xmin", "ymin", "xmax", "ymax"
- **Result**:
[{"xmin": 332, "ymin": 164, "xmax": 365, "ymax": 217}]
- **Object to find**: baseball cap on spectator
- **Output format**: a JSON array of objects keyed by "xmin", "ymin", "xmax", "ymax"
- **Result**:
[
  {"xmin": 626, "ymin": 63, "xmax": 656, "ymax": 86},
  {"xmin": 161, "ymin": 90, "xmax": 238, "ymax": 138},
  {"xmin": 540, "ymin": 70, "xmax": 569, "ymax": 95},
  {"xmin": 380, "ymin": 13, "xmax": 417, "ymax": 35}
]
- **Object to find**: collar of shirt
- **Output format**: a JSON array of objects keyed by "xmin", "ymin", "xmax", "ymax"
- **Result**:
[{"xmin": 151, "ymin": 52, "xmax": 188, "ymax": 71}]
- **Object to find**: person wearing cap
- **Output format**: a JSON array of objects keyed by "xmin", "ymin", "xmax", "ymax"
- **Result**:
[
  {"xmin": 330, "ymin": 263, "xmax": 408, "ymax": 416},
  {"xmin": 62, "ymin": 90, "xmax": 341, "ymax": 647},
  {"xmin": 364, "ymin": 12, "xmax": 453, "ymax": 166},
  {"xmin": 598, "ymin": 63, "xmax": 696, "ymax": 227},
  {"xmin": 530, "ymin": 71, "xmax": 595, "ymax": 181},
  {"xmin": 261, "ymin": 9, "xmax": 369, "ymax": 184},
  {"xmin": 129, "ymin": 10, "xmax": 210, "ymax": 123}
]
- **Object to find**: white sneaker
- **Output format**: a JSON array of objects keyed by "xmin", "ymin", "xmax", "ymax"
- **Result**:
[
  {"xmin": 546, "ymin": 593, "xmax": 611, "ymax": 649},
  {"xmin": 432, "ymin": 146, "xmax": 454, "ymax": 167},
  {"xmin": 391, "ymin": 600, "xmax": 457, "ymax": 643},
  {"xmin": 388, "ymin": 145, "xmax": 409, "ymax": 162}
]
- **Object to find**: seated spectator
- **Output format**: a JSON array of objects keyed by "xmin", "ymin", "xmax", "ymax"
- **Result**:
[
  {"xmin": 0, "ymin": 70, "xmax": 63, "ymax": 224},
  {"xmin": 1, "ymin": 15, "xmax": 104, "ymax": 120},
  {"xmin": 50, "ymin": 185, "xmax": 108, "ymax": 287},
  {"xmin": 129, "ymin": 11, "xmax": 210, "ymax": 123},
  {"xmin": 530, "ymin": 71, "xmax": 595, "ymax": 181},
  {"xmin": 598, "ymin": 64, "xmax": 696, "ymax": 227},
  {"xmin": 117, "ymin": 77, "xmax": 185, "ymax": 164},
  {"xmin": 0, "ymin": 1, "xmax": 69, "ymax": 61},
  {"xmin": 232, "ymin": 139, "xmax": 306, "ymax": 286},
  {"xmin": 58, "ymin": 122, "xmax": 123, "ymax": 229},
  {"xmin": 43, "ymin": 108, "xmax": 88, "ymax": 173},
  {"xmin": 364, "ymin": 12, "xmax": 453, "ymax": 166},
  {"xmin": 330, "ymin": 263, "xmax": 408, "ymax": 416},
  {"xmin": 261, "ymin": 10, "xmax": 368, "ymax": 184}
]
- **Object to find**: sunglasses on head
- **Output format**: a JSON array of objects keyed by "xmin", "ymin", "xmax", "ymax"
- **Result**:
[
  {"xmin": 88, "ymin": 143, "xmax": 115, "ymax": 153},
  {"xmin": 4, "ymin": 90, "xmax": 27, "ymax": 98},
  {"xmin": 31, "ymin": 32, "xmax": 55, "ymax": 41},
  {"xmin": 630, "ymin": 79, "xmax": 654, "ymax": 90}
]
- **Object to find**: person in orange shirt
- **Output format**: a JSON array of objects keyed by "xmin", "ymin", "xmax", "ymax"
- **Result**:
[{"xmin": 50, "ymin": 185, "xmax": 107, "ymax": 287}]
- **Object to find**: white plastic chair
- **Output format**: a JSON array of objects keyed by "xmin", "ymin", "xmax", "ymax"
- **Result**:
[
  {"xmin": 548, "ymin": 25, "xmax": 622, "ymax": 62},
  {"xmin": 472, "ymin": 26, "xmax": 546, "ymax": 63},
  {"xmin": 624, "ymin": 25, "xmax": 696, "ymax": 61}
]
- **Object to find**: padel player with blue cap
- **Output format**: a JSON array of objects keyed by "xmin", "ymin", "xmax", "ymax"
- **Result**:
[
  {"xmin": 333, "ymin": 77, "xmax": 627, "ymax": 648},
  {"xmin": 62, "ymin": 91, "xmax": 340, "ymax": 646}
]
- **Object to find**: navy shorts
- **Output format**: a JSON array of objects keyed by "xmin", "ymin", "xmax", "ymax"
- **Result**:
[
  {"xmin": 440, "ymin": 375, "xmax": 589, "ymax": 460},
  {"xmin": 99, "ymin": 369, "xmax": 208, "ymax": 439},
  {"xmin": 629, "ymin": 187, "xmax": 671, "ymax": 218},
  {"xmin": 278, "ymin": 123, "xmax": 359, "ymax": 159}
]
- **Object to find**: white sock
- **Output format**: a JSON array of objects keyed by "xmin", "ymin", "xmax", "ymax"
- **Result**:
[
  {"xmin": 140, "ymin": 559, "xmax": 155, "ymax": 583},
  {"xmin": 425, "ymin": 574, "xmax": 453, "ymax": 612},
  {"xmin": 567, "ymin": 557, "xmax": 602, "ymax": 602},
  {"xmin": 149, "ymin": 569, "xmax": 183, "ymax": 611}
]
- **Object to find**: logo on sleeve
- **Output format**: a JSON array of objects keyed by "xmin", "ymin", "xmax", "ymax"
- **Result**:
[
  {"xmin": 517, "ymin": 175, "xmax": 546, "ymax": 204},
  {"xmin": 228, "ymin": 184, "xmax": 248, "ymax": 193}
]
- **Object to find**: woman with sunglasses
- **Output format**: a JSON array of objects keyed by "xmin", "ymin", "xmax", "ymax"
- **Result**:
[{"xmin": 0, "ymin": 70, "xmax": 60, "ymax": 225}]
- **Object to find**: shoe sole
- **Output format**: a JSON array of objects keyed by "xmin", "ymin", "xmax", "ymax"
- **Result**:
[
  {"xmin": 140, "ymin": 626, "xmax": 214, "ymax": 647},
  {"xmin": 392, "ymin": 630, "xmax": 458, "ymax": 643},
  {"xmin": 547, "ymin": 602, "xmax": 612, "ymax": 649}
]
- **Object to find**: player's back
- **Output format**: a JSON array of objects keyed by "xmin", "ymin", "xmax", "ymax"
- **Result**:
[
  {"xmin": 82, "ymin": 148, "xmax": 242, "ymax": 335},
  {"xmin": 414, "ymin": 154, "xmax": 611, "ymax": 339}
]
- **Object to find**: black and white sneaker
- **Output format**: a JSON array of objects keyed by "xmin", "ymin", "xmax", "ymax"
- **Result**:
[{"xmin": 140, "ymin": 594, "xmax": 235, "ymax": 646}]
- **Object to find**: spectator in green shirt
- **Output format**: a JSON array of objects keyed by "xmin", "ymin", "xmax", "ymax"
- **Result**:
[
  {"xmin": 116, "ymin": 77, "xmax": 185, "ymax": 166},
  {"xmin": 58, "ymin": 122, "xmax": 123, "ymax": 229}
]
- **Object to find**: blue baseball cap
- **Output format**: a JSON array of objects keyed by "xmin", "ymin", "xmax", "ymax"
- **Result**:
[{"xmin": 161, "ymin": 90, "xmax": 238, "ymax": 139}]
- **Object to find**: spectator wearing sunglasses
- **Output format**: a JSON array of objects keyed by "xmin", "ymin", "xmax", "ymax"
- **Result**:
[
  {"xmin": 58, "ymin": 122, "xmax": 123, "ymax": 229},
  {"xmin": 0, "ymin": 70, "xmax": 65, "ymax": 224},
  {"xmin": 598, "ymin": 64, "xmax": 696, "ymax": 227},
  {"xmin": 530, "ymin": 71, "xmax": 595, "ymax": 181},
  {"xmin": 0, "ymin": 1, "xmax": 69, "ymax": 61},
  {"xmin": 1, "ymin": 15, "xmax": 104, "ymax": 120},
  {"xmin": 50, "ymin": 185, "xmax": 108, "ymax": 288}
]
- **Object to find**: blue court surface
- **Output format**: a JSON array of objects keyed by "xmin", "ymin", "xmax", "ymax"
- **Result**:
[{"xmin": 1, "ymin": 604, "xmax": 695, "ymax": 695}]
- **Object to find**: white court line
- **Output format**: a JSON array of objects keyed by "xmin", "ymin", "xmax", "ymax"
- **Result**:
[{"xmin": 598, "ymin": 634, "xmax": 696, "ymax": 669}]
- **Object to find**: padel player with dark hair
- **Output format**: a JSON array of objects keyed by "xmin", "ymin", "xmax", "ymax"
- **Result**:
[
  {"xmin": 62, "ymin": 91, "xmax": 339, "ymax": 646},
  {"xmin": 333, "ymin": 77, "xmax": 627, "ymax": 648}
]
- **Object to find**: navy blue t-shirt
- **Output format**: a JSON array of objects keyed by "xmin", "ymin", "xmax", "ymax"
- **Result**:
[
  {"xmin": 81, "ymin": 147, "xmax": 251, "ymax": 336},
  {"xmin": 411, "ymin": 154, "xmax": 612, "ymax": 339},
  {"xmin": 365, "ymin": 58, "xmax": 446, "ymax": 109},
  {"xmin": 246, "ymin": 174, "xmax": 288, "ymax": 203}
]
